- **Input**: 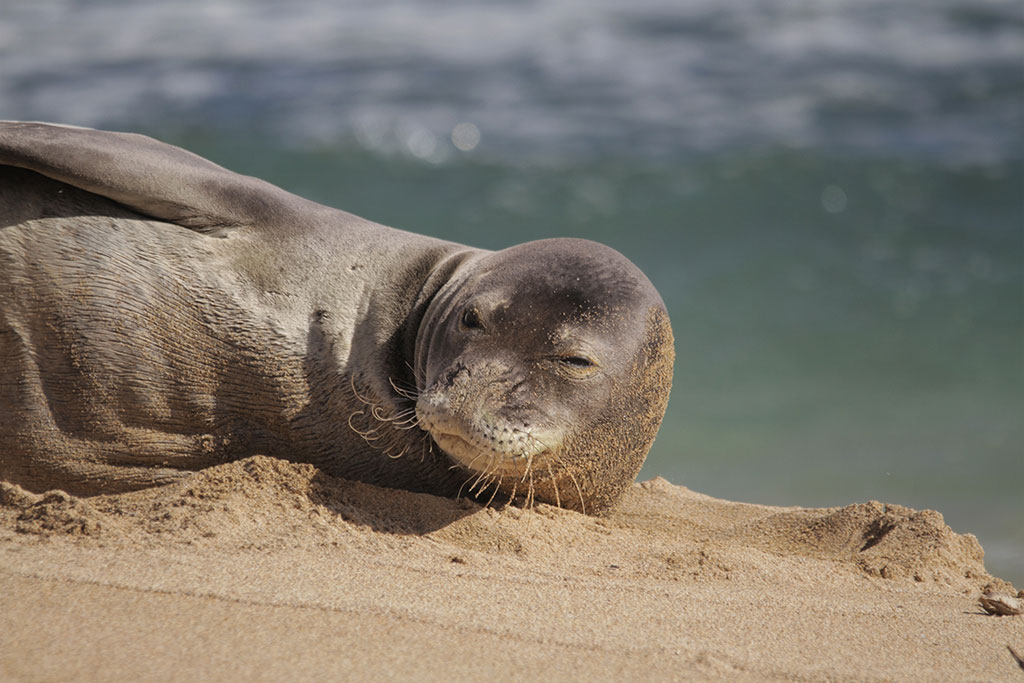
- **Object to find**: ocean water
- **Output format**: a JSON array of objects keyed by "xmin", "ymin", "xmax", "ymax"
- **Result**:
[{"xmin": 1, "ymin": 0, "xmax": 1021, "ymax": 584}]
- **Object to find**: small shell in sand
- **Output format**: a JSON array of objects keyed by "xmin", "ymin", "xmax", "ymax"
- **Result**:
[{"xmin": 978, "ymin": 592, "xmax": 1023, "ymax": 616}]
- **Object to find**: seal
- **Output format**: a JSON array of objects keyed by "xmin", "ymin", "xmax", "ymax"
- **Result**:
[{"xmin": 0, "ymin": 122, "xmax": 673, "ymax": 513}]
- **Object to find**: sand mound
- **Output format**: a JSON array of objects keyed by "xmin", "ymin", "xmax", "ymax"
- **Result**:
[
  {"xmin": 1, "ymin": 484, "xmax": 110, "ymax": 536},
  {"xmin": 0, "ymin": 457, "xmax": 1001, "ymax": 591},
  {"xmin": 1, "ymin": 456, "xmax": 1019, "ymax": 681},
  {"xmin": 742, "ymin": 501, "xmax": 991, "ymax": 587}
]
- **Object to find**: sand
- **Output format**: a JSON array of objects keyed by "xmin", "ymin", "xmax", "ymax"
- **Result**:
[{"xmin": 1, "ymin": 455, "xmax": 1020, "ymax": 682}]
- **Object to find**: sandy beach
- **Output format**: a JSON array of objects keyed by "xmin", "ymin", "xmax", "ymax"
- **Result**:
[{"xmin": 1, "ymin": 455, "xmax": 1020, "ymax": 681}]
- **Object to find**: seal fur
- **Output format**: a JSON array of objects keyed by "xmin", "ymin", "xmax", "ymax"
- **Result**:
[{"xmin": 0, "ymin": 122, "xmax": 673, "ymax": 512}]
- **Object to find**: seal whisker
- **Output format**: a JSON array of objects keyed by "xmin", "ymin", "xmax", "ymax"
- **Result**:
[
  {"xmin": 351, "ymin": 426, "xmax": 384, "ymax": 441},
  {"xmin": 519, "ymin": 455, "xmax": 533, "ymax": 484},
  {"xmin": 389, "ymin": 413, "xmax": 422, "ymax": 430},
  {"xmin": 565, "ymin": 467, "xmax": 587, "ymax": 515},
  {"xmin": 483, "ymin": 474, "xmax": 505, "ymax": 508},
  {"xmin": 548, "ymin": 449, "xmax": 586, "ymax": 515},
  {"xmin": 346, "ymin": 375, "xmax": 430, "ymax": 458},
  {"xmin": 466, "ymin": 473, "xmax": 485, "ymax": 495},
  {"xmin": 468, "ymin": 469, "xmax": 492, "ymax": 495},
  {"xmin": 545, "ymin": 462, "xmax": 563, "ymax": 510},
  {"xmin": 370, "ymin": 408, "xmax": 421, "ymax": 432},
  {"xmin": 456, "ymin": 473, "xmax": 475, "ymax": 499},
  {"xmin": 458, "ymin": 450, "xmax": 492, "ymax": 498},
  {"xmin": 402, "ymin": 360, "xmax": 423, "ymax": 391},
  {"xmin": 456, "ymin": 474, "xmax": 473, "ymax": 499},
  {"xmin": 474, "ymin": 463, "xmax": 503, "ymax": 499},
  {"xmin": 516, "ymin": 454, "xmax": 532, "ymax": 510},
  {"xmin": 347, "ymin": 411, "xmax": 385, "ymax": 442},
  {"xmin": 507, "ymin": 470, "xmax": 520, "ymax": 508},
  {"xmin": 527, "ymin": 434, "xmax": 573, "ymax": 512},
  {"xmin": 388, "ymin": 376, "xmax": 419, "ymax": 401},
  {"xmin": 377, "ymin": 407, "xmax": 415, "ymax": 420},
  {"xmin": 348, "ymin": 374, "xmax": 378, "ymax": 407}
]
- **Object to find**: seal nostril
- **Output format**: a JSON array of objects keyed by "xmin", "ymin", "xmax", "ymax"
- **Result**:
[{"xmin": 441, "ymin": 362, "xmax": 472, "ymax": 386}]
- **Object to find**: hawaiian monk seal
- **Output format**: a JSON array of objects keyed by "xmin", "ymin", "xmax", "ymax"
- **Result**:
[{"xmin": 0, "ymin": 122, "xmax": 674, "ymax": 513}]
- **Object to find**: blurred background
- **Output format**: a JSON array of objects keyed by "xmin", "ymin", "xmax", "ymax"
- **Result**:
[{"xmin": 2, "ymin": 0, "xmax": 1021, "ymax": 583}]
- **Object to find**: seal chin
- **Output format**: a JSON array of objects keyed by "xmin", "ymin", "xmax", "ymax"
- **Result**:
[
  {"xmin": 415, "ymin": 397, "xmax": 561, "ymax": 478},
  {"xmin": 430, "ymin": 429, "xmax": 553, "ymax": 477}
]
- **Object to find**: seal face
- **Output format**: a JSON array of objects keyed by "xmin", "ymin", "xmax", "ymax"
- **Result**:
[
  {"xmin": 0, "ymin": 122, "xmax": 673, "ymax": 513},
  {"xmin": 414, "ymin": 241, "xmax": 675, "ymax": 512}
]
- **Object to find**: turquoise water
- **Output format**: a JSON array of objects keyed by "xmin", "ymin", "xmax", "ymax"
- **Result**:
[{"xmin": 2, "ymin": 0, "xmax": 1021, "ymax": 583}]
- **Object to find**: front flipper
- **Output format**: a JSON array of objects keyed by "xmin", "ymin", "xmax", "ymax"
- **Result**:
[{"xmin": 0, "ymin": 121, "xmax": 326, "ymax": 235}]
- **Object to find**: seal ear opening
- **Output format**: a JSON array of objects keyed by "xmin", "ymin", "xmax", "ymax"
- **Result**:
[
  {"xmin": 557, "ymin": 305, "xmax": 675, "ymax": 514},
  {"xmin": 459, "ymin": 307, "xmax": 484, "ymax": 331}
]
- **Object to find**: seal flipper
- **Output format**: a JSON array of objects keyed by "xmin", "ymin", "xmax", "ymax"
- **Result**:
[{"xmin": 0, "ymin": 121, "xmax": 323, "ymax": 235}]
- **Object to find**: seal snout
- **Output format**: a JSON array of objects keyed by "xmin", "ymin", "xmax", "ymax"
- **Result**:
[{"xmin": 415, "ymin": 370, "xmax": 560, "ymax": 477}]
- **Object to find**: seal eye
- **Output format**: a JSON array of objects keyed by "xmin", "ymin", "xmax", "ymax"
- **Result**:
[
  {"xmin": 554, "ymin": 354, "xmax": 599, "ymax": 378},
  {"xmin": 460, "ymin": 307, "xmax": 483, "ymax": 330}
]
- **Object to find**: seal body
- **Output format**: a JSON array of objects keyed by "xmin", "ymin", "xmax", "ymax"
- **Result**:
[
  {"xmin": 0, "ymin": 123, "xmax": 673, "ymax": 512},
  {"xmin": 0, "ymin": 167, "xmax": 473, "ymax": 496}
]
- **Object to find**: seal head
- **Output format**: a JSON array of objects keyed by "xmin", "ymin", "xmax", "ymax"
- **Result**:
[{"xmin": 415, "ymin": 238, "xmax": 674, "ymax": 513}]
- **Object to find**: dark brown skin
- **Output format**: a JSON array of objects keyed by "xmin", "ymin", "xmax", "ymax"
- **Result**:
[{"xmin": 0, "ymin": 122, "xmax": 674, "ymax": 512}]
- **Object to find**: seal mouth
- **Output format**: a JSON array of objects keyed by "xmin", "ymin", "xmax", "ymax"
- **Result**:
[
  {"xmin": 430, "ymin": 430, "xmax": 547, "ymax": 476},
  {"xmin": 416, "ymin": 392, "xmax": 559, "ymax": 476}
]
